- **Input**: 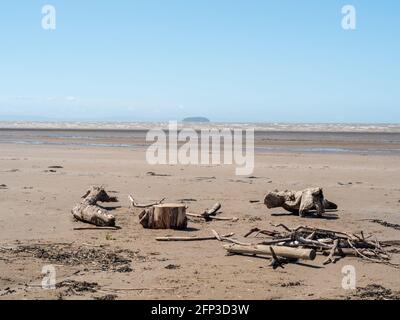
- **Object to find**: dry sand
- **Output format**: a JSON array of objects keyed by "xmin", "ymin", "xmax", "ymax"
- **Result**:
[{"xmin": 0, "ymin": 142, "xmax": 400, "ymax": 300}]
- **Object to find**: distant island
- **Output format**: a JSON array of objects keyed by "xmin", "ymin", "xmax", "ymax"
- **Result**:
[{"xmin": 182, "ymin": 117, "xmax": 210, "ymax": 123}]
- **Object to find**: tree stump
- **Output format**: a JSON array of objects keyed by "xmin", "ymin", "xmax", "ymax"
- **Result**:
[
  {"xmin": 71, "ymin": 186, "xmax": 117, "ymax": 227},
  {"xmin": 264, "ymin": 187, "xmax": 337, "ymax": 217},
  {"xmin": 139, "ymin": 203, "xmax": 188, "ymax": 230}
]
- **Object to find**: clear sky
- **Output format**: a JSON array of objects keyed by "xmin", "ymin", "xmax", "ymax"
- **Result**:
[{"xmin": 0, "ymin": 0, "xmax": 399, "ymax": 123}]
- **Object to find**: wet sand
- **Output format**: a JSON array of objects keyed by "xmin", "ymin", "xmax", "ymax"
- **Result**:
[{"xmin": 0, "ymin": 139, "xmax": 400, "ymax": 300}]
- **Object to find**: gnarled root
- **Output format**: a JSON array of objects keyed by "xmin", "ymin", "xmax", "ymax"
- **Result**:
[
  {"xmin": 71, "ymin": 186, "xmax": 117, "ymax": 227},
  {"xmin": 264, "ymin": 187, "xmax": 337, "ymax": 217}
]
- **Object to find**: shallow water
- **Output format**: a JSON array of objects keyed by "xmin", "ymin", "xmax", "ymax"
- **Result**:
[{"xmin": 1, "ymin": 123, "xmax": 400, "ymax": 155}]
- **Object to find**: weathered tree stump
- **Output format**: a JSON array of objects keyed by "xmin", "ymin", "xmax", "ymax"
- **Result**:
[
  {"xmin": 139, "ymin": 203, "xmax": 188, "ymax": 229},
  {"xmin": 71, "ymin": 186, "xmax": 117, "ymax": 227},
  {"xmin": 264, "ymin": 187, "xmax": 337, "ymax": 217}
]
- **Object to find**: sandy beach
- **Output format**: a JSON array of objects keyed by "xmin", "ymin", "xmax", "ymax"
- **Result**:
[{"xmin": 1, "ymin": 129, "xmax": 400, "ymax": 300}]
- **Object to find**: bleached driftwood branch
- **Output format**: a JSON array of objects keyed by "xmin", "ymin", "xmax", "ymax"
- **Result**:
[
  {"xmin": 128, "ymin": 195, "xmax": 165, "ymax": 208},
  {"xmin": 156, "ymin": 231, "xmax": 234, "ymax": 242},
  {"xmin": 186, "ymin": 202, "xmax": 238, "ymax": 222},
  {"xmin": 224, "ymin": 244, "xmax": 316, "ymax": 261}
]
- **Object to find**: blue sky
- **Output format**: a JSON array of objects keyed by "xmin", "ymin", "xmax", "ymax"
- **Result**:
[{"xmin": 0, "ymin": 0, "xmax": 399, "ymax": 123}]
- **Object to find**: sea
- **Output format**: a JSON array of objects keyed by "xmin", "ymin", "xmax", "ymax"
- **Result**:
[{"xmin": 1, "ymin": 121, "xmax": 400, "ymax": 155}]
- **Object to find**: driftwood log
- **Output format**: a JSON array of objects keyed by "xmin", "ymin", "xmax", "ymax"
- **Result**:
[
  {"xmin": 264, "ymin": 187, "xmax": 337, "ymax": 217},
  {"xmin": 156, "ymin": 230, "xmax": 250, "ymax": 245},
  {"xmin": 224, "ymin": 244, "xmax": 316, "ymax": 261},
  {"xmin": 139, "ymin": 203, "xmax": 188, "ymax": 229},
  {"xmin": 71, "ymin": 186, "xmax": 117, "ymax": 227},
  {"xmin": 156, "ymin": 231, "xmax": 235, "ymax": 242}
]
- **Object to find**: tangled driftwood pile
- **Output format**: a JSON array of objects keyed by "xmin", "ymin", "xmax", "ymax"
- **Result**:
[
  {"xmin": 154, "ymin": 225, "xmax": 400, "ymax": 269},
  {"xmin": 241, "ymin": 224, "xmax": 399, "ymax": 268}
]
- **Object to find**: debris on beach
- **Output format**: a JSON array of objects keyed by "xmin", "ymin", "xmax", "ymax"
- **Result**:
[
  {"xmin": 365, "ymin": 219, "xmax": 400, "ymax": 231},
  {"xmin": 177, "ymin": 198, "xmax": 197, "ymax": 202},
  {"xmin": 72, "ymin": 186, "xmax": 117, "ymax": 227},
  {"xmin": 57, "ymin": 280, "xmax": 99, "ymax": 295},
  {"xmin": 130, "ymin": 196, "xmax": 237, "ymax": 229},
  {"xmin": 280, "ymin": 281, "xmax": 302, "ymax": 288},
  {"xmin": 153, "ymin": 224, "xmax": 397, "ymax": 270},
  {"xmin": 129, "ymin": 195, "xmax": 165, "ymax": 208},
  {"xmin": 224, "ymin": 244, "xmax": 316, "ymax": 269},
  {"xmin": 73, "ymin": 226, "xmax": 121, "ymax": 231},
  {"xmin": 94, "ymin": 294, "xmax": 118, "ymax": 300},
  {"xmin": 195, "ymin": 176, "xmax": 216, "ymax": 181},
  {"xmin": 156, "ymin": 229, "xmax": 252, "ymax": 248},
  {"xmin": 146, "ymin": 171, "xmax": 171, "ymax": 177},
  {"xmin": 186, "ymin": 202, "xmax": 239, "ymax": 222},
  {"xmin": 4, "ymin": 243, "xmax": 136, "ymax": 272},
  {"xmin": 139, "ymin": 203, "xmax": 188, "ymax": 230},
  {"xmin": 264, "ymin": 187, "xmax": 337, "ymax": 217},
  {"xmin": 352, "ymin": 284, "xmax": 400, "ymax": 300},
  {"xmin": 338, "ymin": 182, "xmax": 353, "ymax": 186},
  {"xmin": 0, "ymin": 184, "xmax": 7, "ymax": 190},
  {"xmin": 235, "ymin": 224, "xmax": 400, "ymax": 268},
  {"xmin": 0, "ymin": 287, "xmax": 16, "ymax": 297},
  {"xmin": 156, "ymin": 230, "xmax": 235, "ymax": 242},
  {"xmin": 165, "ymin": 264, "xmax": 180, "ymax": 270}
]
